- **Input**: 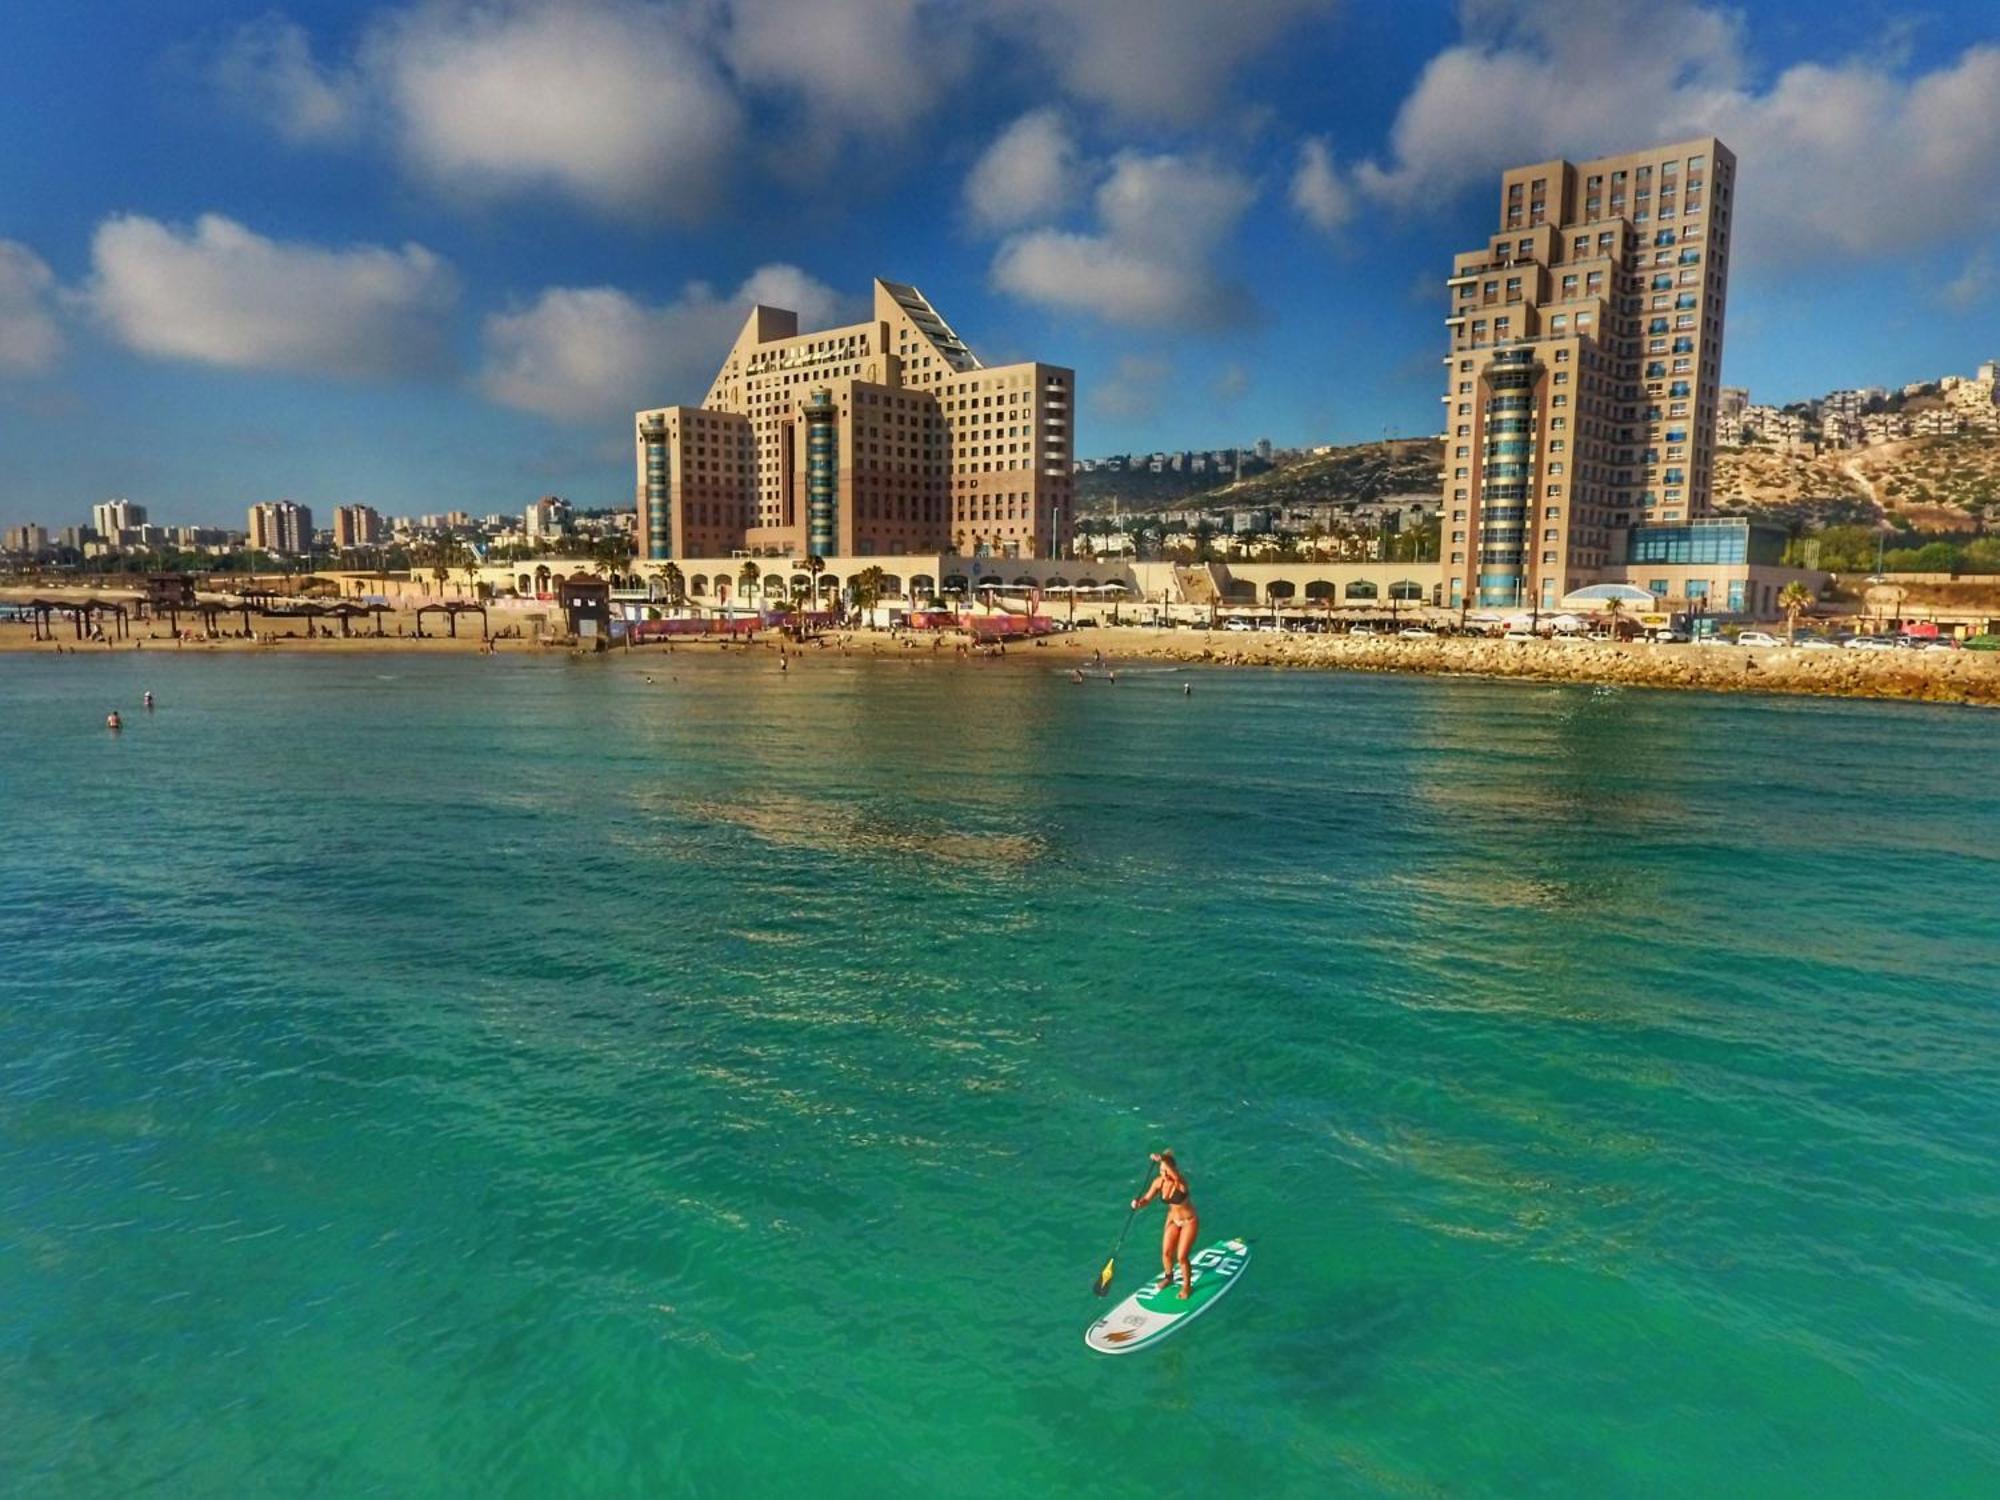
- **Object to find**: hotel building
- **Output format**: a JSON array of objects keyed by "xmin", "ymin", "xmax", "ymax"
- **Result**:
[
  {"xmin": 636, "ymin": 279, "xmax": 1074, "ymax": 563},
  {"xmin": 1444, "ymin": 137, "xmax": 1736, "ymax": 609}
]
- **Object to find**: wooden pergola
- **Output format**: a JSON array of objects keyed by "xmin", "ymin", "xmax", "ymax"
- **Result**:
[
  {"xmin": 414, "ymin": 601, "xmax": 488, "ymax": 638},
  {"xmin": 258, "ymin": 601, "xmax": 391, "ymax": 637},
  {"xmin": 26, "ymin": 598, "xmax": 129, "ymax": 641}
]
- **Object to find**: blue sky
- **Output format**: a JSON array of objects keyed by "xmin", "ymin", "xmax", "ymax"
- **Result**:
[{"xmin": 1, "ymin": 0, "xmax": 1996, "ymax": 530}]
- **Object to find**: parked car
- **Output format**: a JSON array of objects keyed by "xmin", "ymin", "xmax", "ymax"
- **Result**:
[
  {"xmin": 1964, "ymin": 635, "xmax": 2000, "ymax": 652},
  {"xmin": 1223, "ymin": 618, "xmax": 1254, "ymax": 632},
  {"xmin": 1844, "ymin": 636, "xmax": 1898, "ymax": 651},
  {"xmin": 1645, "ymin": 628, "xmax": 1691, "ymax": 643},
  {"xmin": 1735, "ymin": 631, "xmax": 1782, "ymax": 647},
  {"xmin": 1349, "ymin": 625, "xmax": 1378, "ymax": 637},
  {"xmin": 1794, "ymin": 635, "xmax": 1837, "ymax": 650},
  {"xmin": 1693, "ymin": 634, "xmax": 1738, "ymax": 646},
  {"xmin": 1398, "ymin": 627, "xmax": 1437, "ymax": 639}
]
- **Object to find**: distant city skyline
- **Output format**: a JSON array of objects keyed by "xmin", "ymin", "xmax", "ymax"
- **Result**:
[{"xmin": 2, "ymin": 0, "xmax": 1997, "ymax": 529}]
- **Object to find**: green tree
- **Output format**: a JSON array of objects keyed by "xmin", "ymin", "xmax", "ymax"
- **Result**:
[
  {"xmin": 849, "ymin": 565, "xmax": 888, "ymax": 614},
  {"xmin": 1778, "ymin": 580, "xmax": 1814, "ymax": 643},
  {"xmin": 1960, "ymin": 537, "xmax": 2000, "ymax": 574},
  {"xmin": 594, "ymin": 534, "xmax": 632, "ymax": 577},
  {"xmin": 656, "ymin": 561, "xmax": 686, "ymax": 611},
  {"xmin": 738, "ymin": 559, "xmax": 761, "ymax": 607},
  {"xmin": 424, "ymin": 535, "xmax": 467, "ymax": 596}
]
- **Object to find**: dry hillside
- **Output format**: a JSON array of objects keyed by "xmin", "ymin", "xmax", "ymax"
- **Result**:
[{"xmin": 1715, "ymin": 433, "xmax": 2000, "ymax": 529}]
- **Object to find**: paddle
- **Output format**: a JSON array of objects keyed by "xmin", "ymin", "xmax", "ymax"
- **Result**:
[{"xmin": 1091, "ymin": 1172, "xmax": 1155, "ymax": 1297}]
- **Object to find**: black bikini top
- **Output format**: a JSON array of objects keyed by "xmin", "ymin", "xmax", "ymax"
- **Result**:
[{"xmin": 1163, "ymin": 1181, "xmax": 1189, "ymax": 1205}]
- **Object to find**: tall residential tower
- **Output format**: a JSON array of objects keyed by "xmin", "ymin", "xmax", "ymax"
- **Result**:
[
  {"xmin": 636, "ymin": 279, "xmax": 1074, "ymax": 563},
  {"xmin": 1444, "ymin": 137, "xmax": 1735, "ymax": 609}
]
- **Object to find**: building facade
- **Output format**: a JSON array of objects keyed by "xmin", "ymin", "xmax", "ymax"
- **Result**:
[
  {"xmin": 4, "ymin": 523, "xmax": 50, "ymax": 555},
  {"xmin": 525, "ymin": 496, "xmax": 572, "ymax": 541},
  {"xmin": 636, "ymin": 279, "xmax": 1075, "ymax": 564},
  {"xmin": 333, "ymin": 504, "xmax": 384, "ymax": 548},
  {"xmin": 1444, "ymin": 137, "xmax": 1736, "ymax": 608},
  {"xmin": 248, "ymin": 500, "xmax": 314, "ymax": 554},
  {"xmin": 91, "ymin": 499, "xmax": 147, "ymax": 538}
]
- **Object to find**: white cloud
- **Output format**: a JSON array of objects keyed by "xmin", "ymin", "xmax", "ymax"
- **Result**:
[
  {"xmin": 85, "ymin": 214, "xmax": 457, "ymax": 379},
  {"xmin": 0, "ymin": 242, "xmax": 64, "ymax": 375},
  {"xmin": 1348, "ymin": 0, "xmax": 2000, "ymax": 265},
  {"xmin": 370, "ymin": 0, "xmax": 740, "ymax": 218},
  {"xmin": 208, "ymin": 14, "xmax": 361, "ymax": 143},
  {"xmin": 985, "ymin": 0, "xmax": 1336, "ymax": 123},
  {"xmin": 965, "ymin": 109, "xmax": 1079, "ymax": 232},
  {"xmin": 990, "ymin": 151, "xmax": 1255, "ymax": 327},
  {"xmin": 1290, "ymin": 137, "xmax": 1352, "ymax": 232},
  {"xmin": 1941, "ymin": 251, "xmax": 1994, "ymax": 312},
  {"xmin": 212, "ymin": 2, "xmax": 741, "ymax": 220},
  {"xmin": 1091, "ymin": 354, "xmax": 1172, "ymax": 419},
  {"xmin": 481, "ymin": 264, "xmax": 856, "ymax": 422},
  {"xmin": 726, "ymin": 0, "xmax": 952, "ymax": 131}
]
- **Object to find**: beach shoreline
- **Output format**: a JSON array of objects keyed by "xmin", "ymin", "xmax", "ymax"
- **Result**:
[{"xmin": 6, "ymin": 616, "xmax": 1998, "ymax": 707}]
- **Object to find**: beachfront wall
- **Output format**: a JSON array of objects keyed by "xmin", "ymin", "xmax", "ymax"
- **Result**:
[
  {"xmin": 317, "ymin": 553, "xmax": 1822, "ymax": 620},
  {"xmin": 624, "ymin": 554, "xmax": 1450, "ymax": 612}
]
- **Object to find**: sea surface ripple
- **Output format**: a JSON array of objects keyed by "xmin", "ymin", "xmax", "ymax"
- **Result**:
[{"xmin": 2, "ymin": 652, "xmax": 1996, "ymax": 1497}]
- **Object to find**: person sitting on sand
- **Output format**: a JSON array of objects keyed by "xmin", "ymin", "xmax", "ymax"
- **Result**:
[{"xmin": 1130, "ymin": 1150, "xmax": 1199, "ymax": 1299}]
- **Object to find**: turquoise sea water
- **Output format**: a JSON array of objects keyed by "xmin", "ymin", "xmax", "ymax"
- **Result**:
[{"xmin": 2, "ymin": 651, "xmax": 1996, "ymax": 1497}]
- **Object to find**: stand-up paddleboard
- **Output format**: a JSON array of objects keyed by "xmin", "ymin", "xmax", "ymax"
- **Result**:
[{"xmin": 1085, "ymin": 1238, "xmax": 1249, "ymax": 1354}]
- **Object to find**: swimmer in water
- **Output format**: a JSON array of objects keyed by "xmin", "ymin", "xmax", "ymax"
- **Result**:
[
  {"xmin": 106, "ymin": 710, "xmax": 122, "ymax": 731},
  {"xmin": 144, "ymin": 691, "xmax": 155, "ymax": 710}
]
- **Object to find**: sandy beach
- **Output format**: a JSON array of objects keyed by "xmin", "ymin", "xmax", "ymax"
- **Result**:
[{"xmin": 6, "ymin": 613, "xmax": 1998, "ymax": 707}]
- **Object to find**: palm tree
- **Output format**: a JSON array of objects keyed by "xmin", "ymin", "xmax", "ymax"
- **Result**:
[
  {"xmin": 738, "ymin": 559, "xmax": 760, "ymax": 609},
  {"xmin": 1601, "ymin": 595, "xmax": 1626, "ymax": 639},
  {"xmin": 1779, "ymin": 580, "xmax": 1814, "ymax": 643},
  {"xmin": 660, "ymin": 561, "xmax": 686, "ymax": 613},
  {"xmin": 595, "ymin": 534, "xmax": 632, "ymax": 578},
  {"xmin": 804, "ymin": 553, "xmax": 826, "ymax": 610},
  {"xmin": 850, "ymin": 564, "xmax": 887, "ymax": 615},
  {"xmin": 425, "ymin": 535, "xmax": 466, "ymax": 598}
]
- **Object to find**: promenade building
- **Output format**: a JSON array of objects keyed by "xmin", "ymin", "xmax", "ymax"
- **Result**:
[
  {"xmin": 635, "ymin": 279, "xmax": 1074, "ymax": 563},
  {"xmin": 1444, "ymin": 137, "xmax": 1736, "ymax": 609},
  {"xmin": 333, "ymin": 504, "xmax": 383, "ymax": 548},
  {"xmin": 248, "ymin": 500, "xmax": 313, "ymax": 554}
]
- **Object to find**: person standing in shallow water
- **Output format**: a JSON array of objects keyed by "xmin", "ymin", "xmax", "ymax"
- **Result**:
[{"xmin": 1131, "ymin": 1150, "xmax": 1199, "ymax": 1298}]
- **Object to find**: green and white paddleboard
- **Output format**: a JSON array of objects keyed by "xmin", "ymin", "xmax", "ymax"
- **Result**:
[{"xmin": 1084, "ymin": 1237, "xmax": 1249, "ymax": 1355}]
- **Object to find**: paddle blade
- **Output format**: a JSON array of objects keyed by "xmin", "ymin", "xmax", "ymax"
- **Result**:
[{"xmin": 1092, "ymin": 1256, "xmax": 1116, "ymax": 1297}]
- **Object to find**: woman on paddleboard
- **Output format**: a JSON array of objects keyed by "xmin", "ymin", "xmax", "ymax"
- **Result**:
[{"xmin": 1131, "ymin": 1150, "xmax": 1198, "ymax": 1298}]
